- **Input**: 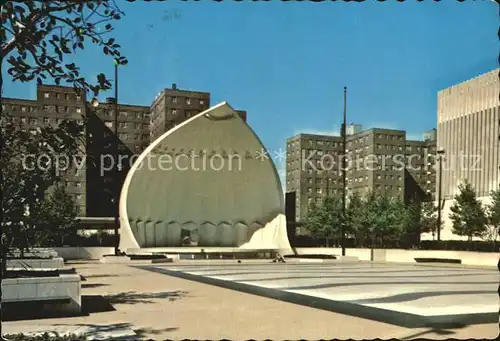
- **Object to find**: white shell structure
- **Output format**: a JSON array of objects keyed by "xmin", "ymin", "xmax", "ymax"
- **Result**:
[{"xmin": 119, "ymin": 102, "xmax": 291, "ymax": 253}]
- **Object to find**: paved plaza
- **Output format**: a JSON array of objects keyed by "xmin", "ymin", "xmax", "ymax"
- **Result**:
[
  {"xmin": 137, "ymin": 261, "xmax": 499, "ymax": 328},
  {"xmin": 3, "ymin": 261, "xmax": 499, "ymax": 340}
]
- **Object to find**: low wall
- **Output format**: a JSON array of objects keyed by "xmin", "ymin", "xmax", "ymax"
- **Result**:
[
  {"xmin": 294, "ymin": 248, "xmax": 499, "ymax": 267},
  {"xmin": 7, "ymin": 257, "xmax": 64, "ymax": 269},
  {"xmin": 53, "ymin": 247, "xmax": 115, "ymax": 260},
  {"xmin": 2, "ymin": 274, "xmax": 81, "ymax": 314}
]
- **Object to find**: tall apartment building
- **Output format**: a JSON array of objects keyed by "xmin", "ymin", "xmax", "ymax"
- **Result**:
[
  {"xmin": 286, "ymin": 126, "xmax": 437, "ymax": 228},
  {"xmin": 149, "ymin": 84, "xmax": 248, "ymax": 142},
  {"xmin": 150, "ymin": 84, "xmax": 211, "ymax": 142},
  {"xmin": 3, "ymin": 83, "xmax": 248, "ymax": 219},
  {"xmin": 437, "ymin": 68, "xmax": 500, "ymax": 200},
  {"xmin": 2, "ymin": 85, "xmax": 89, "ymax": 215}
]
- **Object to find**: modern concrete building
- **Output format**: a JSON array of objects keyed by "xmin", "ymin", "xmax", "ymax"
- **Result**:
[
  {"xmin": 437, "ymin": 68, "xmax": 499, "ymax": 199},
  {"xmin": 435, "ymin": 68, "xmax": 499, "ymax": 240},
  {"xmin": 286, "ymin": 126, "xmax": 437, "ymax": 230},
  {"xmin": 119, "ymin": 102, "xmax": 291, "ymax": 253}
]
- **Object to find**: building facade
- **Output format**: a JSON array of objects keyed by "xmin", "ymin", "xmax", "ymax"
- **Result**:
[
  {"xmin": 3, "ymin": 83, "xmax": 249, "ymax": 219},
  {"xmin": 437, "ymin": 68, "xmax": 500, "ymax": 199},
  {"xmin": 286, "ymin": 126, "xmax": 437, "ymax": 229}
]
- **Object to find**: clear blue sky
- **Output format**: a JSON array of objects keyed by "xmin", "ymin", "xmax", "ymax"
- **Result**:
[{"xmin": 4, "ymin": 0, "xmax": 499, "ymax": 179}]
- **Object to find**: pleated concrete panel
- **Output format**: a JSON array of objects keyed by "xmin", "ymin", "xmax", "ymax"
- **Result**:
[
  {"xmin": 135, "ymin": 220, "xmax": 146, "ymax": 247},
  {"xmin": 119, "ymin": 102, "xmax": 292, "ymax": 252},
  {"xmin": 199, "ymin": 222, "xmax": 217, "ymax": 246},
  {"xmin": 234, "ymin": 222, "xmax": 249, "ymax": 246},
  {"xmin": 155, "ymin": 221, "xmax": 168, "ymax": 246},
  {"xmin": 218, "ymin": 222, "xmax": 234, "ymax": 247},
  {"xmin": 144, "ymin": 220, "xmax": 156, "ymax": 247},
  {"xmin": 166, "ymin": 222, "xmax": 182, "ymax": 246}
]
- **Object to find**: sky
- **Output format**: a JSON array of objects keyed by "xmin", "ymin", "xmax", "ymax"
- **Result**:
[{"xmin": 3, "ymin": 0, "xmax": 499, "ymax": 186}]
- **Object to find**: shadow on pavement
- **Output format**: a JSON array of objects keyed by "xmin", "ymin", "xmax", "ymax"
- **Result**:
[{"xmin": 105, "ymin": 290, "xmax": 188, "ymax": 305}]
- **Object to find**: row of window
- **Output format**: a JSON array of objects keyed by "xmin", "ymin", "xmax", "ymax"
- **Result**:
[
  {"xmin": 43, "ymin": 92, "xmax": 82, "ymax": 101},
  {"xmin": 103, "ymin": 121, "xmax": 150, "ymax": 129},
  {"xmin": 97, "ymin": 109, "xmax": 148, "ymax": 120},
  {"xmin": 2, "ymin": 104, "xmax": 82, "ymax": 114},
  {"xmin": 169, "ymin": 96, "xmax": 205, "ymax": 106},
  {"xmin": 16, "ymin": 117, "xmax": 84, "ymax": 125}
]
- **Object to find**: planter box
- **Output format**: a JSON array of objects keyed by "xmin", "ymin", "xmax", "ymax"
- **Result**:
[
  {"xmin": 7, "ymin": 257, "xmax": 64, "ymax": 269},
  {"xmin": 53, "ymin": 247, "xmax": 115, "ymax": 260},
  {"xmin": 8, "ymin": 249, "xmax": 59, "ymax": 259},
  {"xmin": 2, "ymin": 274, "xmax": 81, "ymax": 314}
]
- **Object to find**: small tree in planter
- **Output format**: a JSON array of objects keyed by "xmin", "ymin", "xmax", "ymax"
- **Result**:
[{"xmin": 449, "ymin": 181, "xmax": 488, "ymax": 242}]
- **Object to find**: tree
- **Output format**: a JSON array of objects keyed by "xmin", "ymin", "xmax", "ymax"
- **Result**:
[
  {"xmin": 420, "ymin": 200, "xmax": 444, "ymax": 239},
  {"xmin": 1, "ymin": 114, "xmax": 83, "ymax": 261},
  {"xmin": 485, "ymin": 188, "xmax": 500, "ymax": 242},
  {"xmin": 1, "ymin": 1, "xmax": 128, "ymax": 334},
  {"xmin": 33, "ymin": 184, "xmax": 80, "ymax": 247},
  {"xmin": 364, "ymin": 191, "xmax": 407, "ymax": 247},
  {"xmin": 346, "ymin": 191, "xmax": 366, "ymax": 245},
  {"xmin": 2, "ymin": 0, "xmax": 127, "ymax": 93},
  {"xmin": 302, "ymin": 196, "xmax": 343, "ymax": 246},
  {"xmin": 449, "ymin": 181, "xmax": 488, "ymax": 241},
  {"xmin": 403, "ymin": 200, "xmax": 422, "ymax": 246}
]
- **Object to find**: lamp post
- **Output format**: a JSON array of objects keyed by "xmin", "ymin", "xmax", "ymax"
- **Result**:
[
  {"xmin": 436, "ymin": 148, "xmax": 445, "ymax": 242},
  {"xmin": 340, "ymin": 86, "xmax": 347, "ymax": 256},
  {"xmin": 113, "ymin": 59, "xmax": 120, "ymax": 256}
]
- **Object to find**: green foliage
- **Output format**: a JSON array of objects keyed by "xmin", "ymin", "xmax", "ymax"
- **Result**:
[
  {"xmin": 33, "ymin": 184, "xmax": 80, "ymax": 246},
  {"xmin": 2, "ymin": 0, "xmax": 127, "ymax": 95},
  {"xmin": 1, "ymin": 114, "xmax": 84, "ymax": 257},
  {"xmin": 302, "ymin": 195, "xmax": 343, "ymax": 243},
  {"xmin": 485, "ymin": 188, "xmax": 500, "ymax": 242},
  {"xmin": 346, "ymin": 191, "xmax": 365, "ymax": 239},
  {"xmin": 449, "ymin": 181, "xmax": 488, "ymax": 241},
  {"xmin": 404, "ymin": 200, "xmax": 422, "ymax": 235}
]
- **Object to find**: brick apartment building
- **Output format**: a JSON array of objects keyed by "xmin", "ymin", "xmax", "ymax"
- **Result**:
[
  {"xmin": 2, "ymin": 83, "xmax": 248, "ymax": 218},
  {"xmin": 286, "ymin": 125, "xmax": 436, "ymax": 231}
]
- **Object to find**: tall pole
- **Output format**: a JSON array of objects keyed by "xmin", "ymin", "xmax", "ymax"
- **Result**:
[
  {"xmin": 114, "ymin": 60, "xmax": 120, "ymax": 256},
  {"xmin": 341, "ymin": 87, "xmax": 347, "ymax": 256},
  {"xmin": 437, "ymin": 155, "xmax": 443, "ymax": 242}
]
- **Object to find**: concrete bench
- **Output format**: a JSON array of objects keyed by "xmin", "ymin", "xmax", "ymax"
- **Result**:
[
  {"xmin": 414, "ymin": 257, "xmax": 462, "ymax": 264},
  {"xmin": 2, "ymin": 274, "xmax": 81, "ymax": 314}
]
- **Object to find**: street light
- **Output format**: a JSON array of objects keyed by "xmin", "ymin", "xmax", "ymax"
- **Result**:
[
  {"xmin": 436, "ymin": 148, "xmax": 445, "ymax": 242},
  {"xmin": 113, "ymin": 59, "xmax": 120, "ymax": 256},
  {"xmin": 340, "ymin": 86, "xmax": 347, "ymax": 256}
]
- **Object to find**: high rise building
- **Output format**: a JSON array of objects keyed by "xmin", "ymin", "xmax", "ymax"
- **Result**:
[
  {"xmin": 435, "ymin": 68, "xmax": 499, "ymax": 240},
  {"xmin": 150, "ymin": 84, "xmax": 211, "ymax": 142},
  {"xmin": 285, "ymin": 126, "xmax": 436, "ymax": 231},
  {"xmin": 437, "ymin": 68, "xmax": 500, "ymax": 200},
  {"xmin": 3, "ymin": 83, "xmax": 248, "ymax": 219}
]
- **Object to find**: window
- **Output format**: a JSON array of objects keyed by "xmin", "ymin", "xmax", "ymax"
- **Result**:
[
  {"xmin": 172, "ymin": 109, "xmax": 178, "ymax": 115},
  {"xmin": 76, "ymin": 195, "xmax": 82, "ymax": 201},
  {"xmin": 44, "ymin": 93, "xmax": 50, "ymax": 98},
  {"xmin": 43, "ymin": 118, "xmax": 50, "ymax": 124},
  {"xmin": 119, "ymin": 122, "xmax": 128, "ymax": 128},
  {"xmin": 120, "ymin": 111, "xmax": 128, "ymax": 118},
  {"xmin": 172, "ymin": 97, "xmax": 178, "ymax": 103},
  {"xmin": 76, "ymin": 182, "xmax": 81, "ymax": 188},
  {"xmin": 65, "ymin": 94, "xmax": 70, "ymax": 100},
  {"xmin": 186, "ymin": 98, "xmax": 191, "ymax": 105},
  {"xmin": 21, "ymin": 106, "xmax": 26, "ymax": 112},
  {"xmin": 76, "ymin": 108, "xmax": 81, "ymax": 113},
  {"xmin": 76, "ymin": 95, "xmax": 81, "ymax": 101},
  {"xmin": 137, "ymin": 112, "xmax": 143, "ymax": 119},
  {"xmin": 56, "ymin": 118, "xmax": 62, "ymax": 124},
  {"xmin": 200, "ymin": 99, "xmax": 205, "ymax": 105},
  {"xmin": 29, "ymin": 118, "xmax": 37, "ymax": 124},
  {"xmin": 56, "ymin": 94, "xmax": 61, "ymax": 99},
  {"xmin": 105, "ymin": 121, "xmax": 113, "ymax": 128},
  {"xmin": 21, "ymin": 117, "xmax": 27, "ymax": 123}
]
